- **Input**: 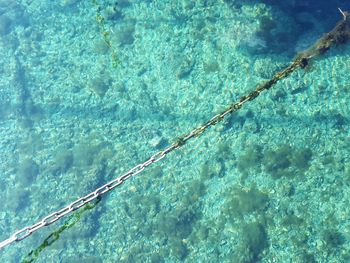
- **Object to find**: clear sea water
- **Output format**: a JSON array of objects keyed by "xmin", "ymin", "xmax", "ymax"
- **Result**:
[{"xmin": 1, "ymin": 0, "xmax": 350, "ymax": 262}]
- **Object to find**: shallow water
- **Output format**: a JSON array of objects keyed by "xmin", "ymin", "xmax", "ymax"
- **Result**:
[{"xmin": 0, "ymin": 0, "xmax": 350, "ymax": 262}]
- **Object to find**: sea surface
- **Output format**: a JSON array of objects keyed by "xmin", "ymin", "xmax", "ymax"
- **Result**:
[{"xmin": 0, "ymin": 0, "xmax": 350, "ymax": 262}]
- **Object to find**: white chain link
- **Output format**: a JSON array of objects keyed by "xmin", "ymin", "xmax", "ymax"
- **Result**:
[{"xmin": 0, "ymin": 147, "xmax": 168, "ymax": 249}]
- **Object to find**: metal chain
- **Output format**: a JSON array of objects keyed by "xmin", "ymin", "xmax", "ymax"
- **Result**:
[
  {"xmin": 1, "ymin": 9, "xmax": 349, "ymax": 250},
  {"xmin": 0, "ymin": 58, "xmax": 302, "ymax": 250},
  {"xmin": 0, "ymin": 57, "xmax": 308, "ymax": 250}
]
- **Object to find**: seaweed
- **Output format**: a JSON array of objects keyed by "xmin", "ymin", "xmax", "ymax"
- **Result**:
[
  {"xmin": 223, "ymin": 185, "xmax": 269, "ymax": 219},
  {"xmin": 92, "ymin": 0, "xmax": 121, "ymax": 68},
  {"xmin": 291, "ymin": 148, "xmax": 312, "ymax": 170},
  {"xmin": 296, "ymin": 9, "xmax": 350, "ymax": 66},
  {"xmin": 263, "ymin": 144, "xmax": 313, "ymax": 179},
  {"xmin": 244, "ymin": 10, "xmax": 350, "ymax": 96},
  {"xmin": 230, "ymin": 221, "xmax": 268, "ymax": 263},
  {"xmin": 158, "ymin": 206, "xmax": 199, "ymax": 240},
  {"xmin": 241, "ymin": 222, "xmax": 268, "ymax": 263},
  {"xmin": 281, "ymin": 214, "xmax": 303, "ymax": 227},
  {"xmin": 21, "ymin": 197, "xmax": 101, "ymax": 263},
  {"xmin": 263, "ymin": 144, "xmax": 293, "ymax": 178},
  {"xmin": 322, "ymin": 229, "xmax": 346, "ymax": 248},
  {"xmin": 237, "ymin": 144, "xmax": 263, "ymax": 175},
  {"xmin": 186, "ymin": 179, "xmax": 206, "ymax": 202}
]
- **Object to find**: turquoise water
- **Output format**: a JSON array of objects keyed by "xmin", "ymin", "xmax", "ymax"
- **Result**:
[{"xmin": 0, "ymin": 0, "xmax": 350, "ymax": 262}]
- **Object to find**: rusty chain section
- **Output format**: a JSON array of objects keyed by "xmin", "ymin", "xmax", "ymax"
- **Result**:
[{"xmin": 1, "ymin": 10, "xmax": 350, "ymax": 250}]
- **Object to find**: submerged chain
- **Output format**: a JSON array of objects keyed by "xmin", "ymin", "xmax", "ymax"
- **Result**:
[
  {"xmin": 0, "ymin": 145, "xmax": 168, "ymax": 249},
  {"xmin": 1, "ymin": 8, "xmax": 350, "ymax": 250},
  {"xmin": 0, "ymin": 60, "xmax": 299, "ymax": 250}
]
